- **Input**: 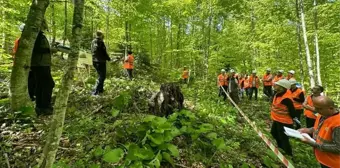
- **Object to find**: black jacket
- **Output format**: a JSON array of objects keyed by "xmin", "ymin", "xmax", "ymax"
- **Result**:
[
  {"xmin": 91, "ymin": 37, "xmax": 110, "ymax": 62},
  {"xmin": 31, "ymin": 31, "xmax": 52, "ymax": 66}
]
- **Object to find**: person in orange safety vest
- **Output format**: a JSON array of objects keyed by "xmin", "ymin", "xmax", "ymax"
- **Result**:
[
  {"xmin": 303, "ymin": 85, "xmax": 324, "ymax": 128},
  {"xmin": 263, "ymin": 68, "xmax": 274, "ymax": 101},
  {"xmin": 248, "ymin": 70, "xmax": 260, "ymax": 100},
  {"xmin": 298, "ymin": 96, "xmax": 340, "ymax": 168},
  {"xmin": 217, "ymin": 69, "xmax": 228, "ymax": 101},
  {"xmin": 124, "ymin": 51, "xmax": 134, "ymax": 80},
  {"xmin": 270, "ymin": 79, "xmax": 297, "ymax": 156},
  {"xmin": 286, "ymin": 70, "xmax": 295, "ymax": 80},
  {"xmin": 289, "ymin": 79, "xmax": 305, "ymax": 129},
  {"xmin": 181, "ymin": 66, "xmax": 189, "ymax": 84}
]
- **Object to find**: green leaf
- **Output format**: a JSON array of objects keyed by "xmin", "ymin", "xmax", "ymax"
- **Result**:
[
  {"xmin": 130, "ymin": 161, "xmax": 143, "ymax": 168},
  {"xmin": 102, "ymin": 148, "xmax": 124, "ymax": 163},
  {"xmin": 162, "ymin": 152, "xmax": 175, "ymax": 167},
  {"xmin": 167, "ymin": 144, "xmax": 179, "ymax": 157},
  {"xmin": 111, "ymin": 108, "xmax": 120, "ymax": 117},
  {"xmin": 112, "ymin": 94, "xmax": 126, "ymax": 111},
  {"xmin": 135, "ymin": 147, "xmax": 155, "ymax": 160},
  {"xmin": 263, "ymin": 156, "xmax": 272, "ymax": 168},
  {"xmin": 241, "ymin": 163, "xmax": 249, "ymax": 168},
  {"xmin": 144, "ymin": 115, "xmax": 156, "ymax": 122},
  {"xmin": 126, "ymin": 144, "xmax": 139, "ymax": 161},
  {"xmin": 149, "ymin": 158, "xmax": 160, "ymax": 168},
  {"xmin": 148, "ymin": 133, "xmax": 164, "ymax": 145},
  {"xmin": 94, "ymin": 146, "xmax": 104, "ymax": 157},
  {"xmin": 206, "ymin": 132, "xmax": 218, "ymax": 140},
  {"xmin": 89, "ymin": 164, "xmax": 101, "ymax": 168},
  {"xmin": 213, "ymin": 138, "xmax": 227, "ymax": 150}
]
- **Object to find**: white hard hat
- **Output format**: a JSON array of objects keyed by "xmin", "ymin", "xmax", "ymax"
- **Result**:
[
  {"xmin": 278, "ymin": 70, "xmax": 284, "ymax": 73},
  {"xmin": 221, "ymin": 69, "xmax": 226, "ymax": 72},
  {"xmin": 288, "ymin": 70, "xmax": 295, "ymax": 75},
  {"xmin": 266, "ymin": 68, "xmax": 271, "ymax": 71},
  {"xmin": 275, "ymin": 79, "xmax": 291, "ymax": 89},
  {"xmin": 230, "ymin": 69, "xmax": 235, "ymax": 73},
  {"xmin": 19, "ymin": 23, "xmax": 25, "ymax": 31},
  {"xmin": 289, "ymin": 79, "xmax": 297, "ymax": 85},
  {"xmin": 252, "ymin": 70, "xmax": 256, "ymax": 74}
]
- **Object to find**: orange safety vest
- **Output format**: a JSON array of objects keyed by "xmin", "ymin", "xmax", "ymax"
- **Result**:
[
  {"xmin": 124, "ymin": 54, "xmax": 134, "ymax": 69},
  {"xmin": 304, "ymin": 95, "xmax": 317, "ymax": 119},
  {"xmin": 313, "ymin": 113, "xmax": 340, "ymax": 168},
  {"xmin": 182, "ymin": 70, "xmax": 189, "ymax": 79},
  {"xmin": 248, "ymin": 75, "xmax": 260, "ymax": 88},
  {"xmin": 263, "ymin": 74, "xmax": 273, "ymax": 86},
  {"xmin": 218, "ymin": 74, "xmax": 228, "ymax": 86},
  {"xmin": 238, "ymin": 78, "xmax": 244, "ymax": 87},
  {"xmin": 290, "ymin": 88, "xmax": 304, "ymax": 110},
  {"xmin": 244, "ymin": 78, "xmax": 250, "ymax": 88},
  {"xmin": 271, "ymin": 91, "xmax": 293, "ymax": 124},
  {"xmin": 13, "ymin": 38, "xmax": 20, "ymax": 58},
  {"xmin": 273, "ymin": 75, "xmax": 284, "ymax": 85}
]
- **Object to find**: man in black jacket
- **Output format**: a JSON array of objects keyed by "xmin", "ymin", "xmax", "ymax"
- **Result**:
[
  {"xmin": 91, "ymin": 31, "xmax": 110, "ymax": 95},
  {"xmin": 31, "ymin": 19, "xmax": 55, "ymax": 115}
]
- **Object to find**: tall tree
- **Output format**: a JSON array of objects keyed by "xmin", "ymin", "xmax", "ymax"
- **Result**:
[
  {"xmin": 313, "ymin": 0, "xmax": 322, "ymax": 85},
  {"xmin": 10, "ymin": 0, "xmax": 50, "ymax": 111},
  {"xmin": 295, "ymin": 0, "xmax": 305, "ymax": 88},
  {"xmin": 299, "ymin": 0, "xmax": 315, "ymax": 87},
  {"xmin": 38, "ymin": 0, "xmax": 84, "ymax": 167}
]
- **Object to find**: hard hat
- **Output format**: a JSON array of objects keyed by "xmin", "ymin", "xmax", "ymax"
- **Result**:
[
  {"xmin": 252, "ymin": 70, "xmax": 256, "ymax": 74},
  {"xmin": 288, "ymin": 70, "xmax": 295, "ymax": 75},
  {"xmin": 289, "ymin": 79, "xmax": 297, "ymax": 85},
  {"xmin": 275, "ymin": 79, "xmax": 291, "ymax": 89},
  {"xmin": 278, "ymin": 70, "xmax": 284, "ymax": 73},
  {"xmin": 221, "ymin": 69, "xmax": 226, "ymax": 72},
  {"xmin": 19, "ymin": 23, "xmax": 25, "ymax": 31},
  {"xmin": 230, "ymin": 69, "xmax": 235, "ymax": 73},
  {"xmin": 266, "ymin": 68, "xmax": 271, "ymax": 71}
]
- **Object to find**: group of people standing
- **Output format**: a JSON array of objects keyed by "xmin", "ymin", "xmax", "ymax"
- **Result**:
[
  {"xmin": 214, "ymin": 67, "xmax": 339, "ymax": 168},
  {"xmin": 13, "ymin": 21, "xmax": 134, "ymax": 115}
]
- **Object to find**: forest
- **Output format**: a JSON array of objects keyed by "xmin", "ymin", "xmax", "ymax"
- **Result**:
[{"xmin": 0, "ymin": 0, "xmax": 340, "ymax": 167}]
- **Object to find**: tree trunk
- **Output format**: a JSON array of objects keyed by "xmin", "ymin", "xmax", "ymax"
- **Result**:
[
  {"xmin": 176, "ymin": 23, "xmax": 181, "ymax": 67},
  {"xmin": 51, "ymin": 2, "xmax": 56, "ymax": 44},
  {"xmin": 300, "ymin": 0, "xmax": 315, "ymax": 88},
  {"xmin": 295, "ymin": 0, "xmax": 305, "ymax": 89},
  {"xmin": 1, "ymin": 0, "xmax": 6, "ymax": 55},
  {"xmin": 61, "ymin": 0, "xmax": 68, "ymax": 59},
  {"xmin": 205, "ymin": 0, "xmax": 212, "ymax": 82},
  {"xmin": 10, "ymin": 0, "xmax": 50, "ymax": 111},
  {"xmin": 38, "ymin": 0, "xmax": 84, "ymax": 167},
  {"xmin": 313, "ymin": 0, "xmax": 322, "ymax": 85}
]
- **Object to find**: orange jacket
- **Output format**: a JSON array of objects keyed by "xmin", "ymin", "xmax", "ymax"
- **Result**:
[
  {"xmin": 271, "ymin": 91, "xmax": 293, "ymax": 124},
  {"xmin": 290, "ymin": 88, "xmax": 304, "ymax": 110},
  {"xmin": 124, "ymin": 54, "xmax": 134, "ymax": 69},
  {"xmin": 243, "ymin": 78, "xmax": 250, "ymax": 88},
  {"xmin": 263, "ymin": 73, "xmax": 273, "ymax": 86},
  {"xmin": 304, "ymin": 95, "xmax": 317, "ymax": 119},
  {"xmin": 13, "ymin": 38, "xmax": 20, "ymax": 58},
  {"xmin": 182, "ymin": 70, "xmax": 189, "ymax": 79},
  {"xmin": 248, "ymin": 75, "xmax": 260, "ymax": 88},
  {"xmin": 273, "ymin": 75, "xmax": 284, "ymax": 85},
  {"xmin": 313, "ymin": 113, "xmax": 340, "ymax": 168},
  {"xmin": 218, "ymin": 74, "xmax": 228, "ymax": 86}
]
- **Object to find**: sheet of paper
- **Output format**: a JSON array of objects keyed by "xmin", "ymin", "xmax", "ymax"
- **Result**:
[{"xmin": 283, "ymin": 127, "xmax": 316, "ymax": 143}]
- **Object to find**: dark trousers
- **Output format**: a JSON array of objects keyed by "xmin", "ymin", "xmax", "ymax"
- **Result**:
[
  {"xmin": 93, "ymin": 62, "xmax": 106, "ymax": 93},
  {"xmin": 31, "ymin": 66, "xmax": 55, "ymax": 111},
  {"xmin": 127, "ymin": 69, "xmax": 133, "ymax": 80},
  {"xmin": 182, "ymin": 78, "xmax": 188, "ymax": 84},
  {"xmin": 245, "ymin": 88, "xmax": 250, "ymax": 97},
  {"xmin": 249, "ymin": 87, "xmax": 258, "ymax": 100},
  {"xmin": 271, "ymin": 121, "xmax": 293, "ymax": 156},
  {"xmin": 229, "ymin": 91, "xmax": 239, "ymax": 104},
  {"xmin": 28, "ymin": 70, "xmax": 35, "ymax": 101},
  {"xmin": 306, "ymin": 117, "xmax": 316, "ymax": 128},
  {"xmin": 219, "ymin": 86, "xmax": 228, "ymax": 101},
  {"xmin": 295, "ymin": 109, "xmax": 303, "ymax": 129},
  {"xmin": 263, "ymin": 86, "xmax": 273, "ymax": 99}
]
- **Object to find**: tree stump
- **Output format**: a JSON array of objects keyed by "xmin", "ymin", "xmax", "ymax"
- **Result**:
[{"xmin": 148, "ymin": 83, "xmax": 184, "ymax": 117}]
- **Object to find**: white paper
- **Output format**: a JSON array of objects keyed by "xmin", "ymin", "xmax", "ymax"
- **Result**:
[{"xmin": 284, "ymin": 127, "xmax": 316, "ymax": 143}]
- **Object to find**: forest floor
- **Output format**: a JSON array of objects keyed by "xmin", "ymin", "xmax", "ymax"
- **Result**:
[{"xmin": 0, "ymin": 62, "xmax": 320, "ymax": 168}]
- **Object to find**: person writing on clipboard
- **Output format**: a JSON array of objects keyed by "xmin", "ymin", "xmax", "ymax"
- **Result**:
[{"xmin": 298, "ymin": 96, "xmax": 340, "ymax": 168}]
